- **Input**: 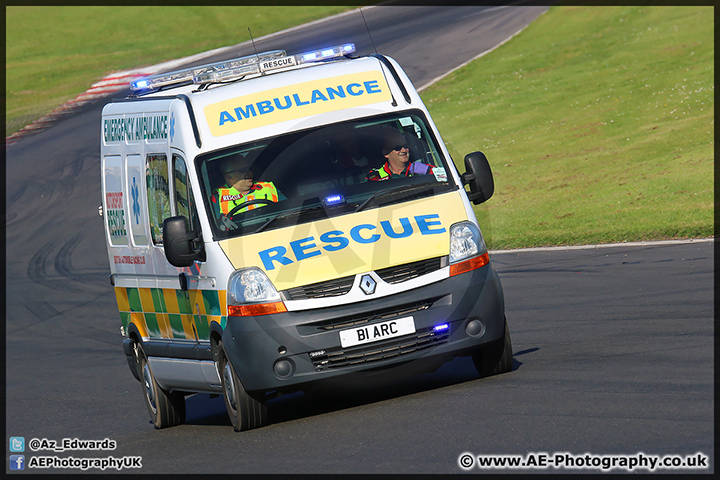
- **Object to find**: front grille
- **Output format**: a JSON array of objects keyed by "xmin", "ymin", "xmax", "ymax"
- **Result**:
[
  {"xmin": 298, "ymin": 298, "xmax": 439, "ymax": 335},
  {"xmin": 310, "ymin": 326, "xmax": 450, "ymax": 371},
  {"xmin": 283, "ymin": 274, "xmax": 354, "ymax": 300},
  {"xmin": 281, "ymin": 257, "xmax": 446, "ymax": 301},
  {"xmin": 375, "ymin": 257, "xmax": 444, "ymax": 284}
]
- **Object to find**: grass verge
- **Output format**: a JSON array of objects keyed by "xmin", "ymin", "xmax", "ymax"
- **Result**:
[
  {"xmin": 422, "ymin": 6, "xmax": 713, "ymax": 249},
  {"xmin": 5, "ymin": 6, "xmax": 352, "ymax": 136}
]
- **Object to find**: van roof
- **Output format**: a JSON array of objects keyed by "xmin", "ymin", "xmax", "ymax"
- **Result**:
[{"xmin": 106, "ymin": 43, "xmax": 419, "ymax": 151}]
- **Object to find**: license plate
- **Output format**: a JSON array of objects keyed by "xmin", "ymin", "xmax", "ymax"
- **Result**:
[{"xmin": 339, "ymin": 316, "xmax": 416, "ymax": 348}]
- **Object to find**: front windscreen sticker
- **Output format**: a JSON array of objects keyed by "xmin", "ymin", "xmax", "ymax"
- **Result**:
[{"xmin": 433, "ymin": 167, "xmax": 447, "ymax": 182}]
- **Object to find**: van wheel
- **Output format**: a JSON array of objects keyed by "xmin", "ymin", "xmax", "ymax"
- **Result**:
[
  {"xmin": 137, "ymin": 343, "xmax": 186, "ymax": 428},
  {"xmin": 472, "ymin": 321, "xmax": 513, "ymax": 378},
  {"xmin": 218, "ymin": 341, "xmax": 268, "ymax": 431}
]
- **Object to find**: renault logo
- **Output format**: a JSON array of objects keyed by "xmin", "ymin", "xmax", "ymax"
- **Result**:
[{"xmin": 359, "ymin": 274, "xmax": 377, "ymax": 295}]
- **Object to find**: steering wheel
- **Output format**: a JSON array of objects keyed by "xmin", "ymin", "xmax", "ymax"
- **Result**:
[{"xmin": 226, "ymin": 199, "xmax": 275, "ymax": 217}]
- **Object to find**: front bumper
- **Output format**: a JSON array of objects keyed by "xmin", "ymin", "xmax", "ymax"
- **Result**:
[{"xmin": 222, "ymin": 262, "xmax": 505, "ymax": 393}]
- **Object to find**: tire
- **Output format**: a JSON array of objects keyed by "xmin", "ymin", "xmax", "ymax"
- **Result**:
[
  {"xmin": 472, "ymin": 320, "xmax": 513, "ymax": 378},
  {"xmin": 218, "ymin": 341, "xmax": 268, "ymax": 432},
  {"xmin": 137, "ymin": 343, "xmax": 186, "ymax": 429}
]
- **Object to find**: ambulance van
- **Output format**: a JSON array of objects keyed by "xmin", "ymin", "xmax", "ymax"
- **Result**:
[{"xmin": 101, "ymin": 43, "xmax": 512, "ymax": 431}]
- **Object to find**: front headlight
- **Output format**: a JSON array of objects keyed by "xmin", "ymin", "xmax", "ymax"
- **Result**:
[
  {"xmin": 227, "ymin": 267, "xmax": 285, "ymax": 316},
  {"xmin": 449, "ymin": 221, "xmax": 486, "ymax": 264}
]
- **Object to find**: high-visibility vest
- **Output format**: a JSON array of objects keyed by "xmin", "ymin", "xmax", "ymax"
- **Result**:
[
  {"xmin": 217, "ymin": 182, "xmax": 279, "ymax": 215},
  {"xmin": 370, "ymin": 161, "xmax": 433, "ymax": 181}
]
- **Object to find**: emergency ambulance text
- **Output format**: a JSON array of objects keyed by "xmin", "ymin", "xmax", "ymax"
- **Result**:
[{"xmin": 103, "ymin": 115, "xmax": 168, "ymax": 143}]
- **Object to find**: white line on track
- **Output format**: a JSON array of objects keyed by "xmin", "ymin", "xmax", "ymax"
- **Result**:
[
  {"xmin": 489, "ymin": 238, "xmax": 714, "ymax": 255},
  {"xmin": 417, "ymin": 4, "xmax": 525, "ymax": 92}
]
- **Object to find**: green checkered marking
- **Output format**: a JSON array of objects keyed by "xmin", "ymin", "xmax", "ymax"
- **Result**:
[
  {"xmin": 195, "ymin": 317, "xmax": 210, "ymax": 340},
  {"xmin": 144, "ymin": 313, "xmax": 160, "ymax": 337},
  {"xmin": 120, "ymin": 311, "xmax": 130, "ymax": 331},
  {"xmin": 117, "ymin": 287, "xmax": 226, "ymax": 341},
  {"xmin": 175, "ymin": 289, "xmax": 193, "ymax": 315},
  {"xmin": 168, "ymin": 314, "xmax": 185, "ymax": 338},
  {"xmin": 151, "ymin": 288, "xmax": 167, "ymax": 313},
  {"xmin": 127, "ymin": 288, "xmax": 142, "ymax": 312},
  {"xmin": 202, "ymin": 290, "xmax": 222, "ymax": 316}
]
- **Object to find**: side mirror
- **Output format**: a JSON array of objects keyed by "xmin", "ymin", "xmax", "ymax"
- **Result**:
[
  {"xmin": 461, "ymin": 151, "xmax": 494, "ymax": 205},
  {"xmin": 163, "ymin": 216, "xmax": 206, "ymax": 267}
]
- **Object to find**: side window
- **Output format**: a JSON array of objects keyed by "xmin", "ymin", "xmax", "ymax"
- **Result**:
[
  {"xmin": 102, "ymin": 155, "xmax": 128, "ymax": 246},
  {"xmin": 126, "ymin": 155, "xmax": 149, "ymax": 246},
  {"xmin": 172, "ymin": 154, "xmax": 199, "ymax": 231},
  {"xmin": 146, "ymin": 154, "xmax": 171, "ymax": 245}
]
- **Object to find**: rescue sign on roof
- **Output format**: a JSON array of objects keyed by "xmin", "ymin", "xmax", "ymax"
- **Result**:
[
  {"xmin": 203, "ymin": 71, "xmax": 392, "ymax": 137},
  {"xmin": 259, "ymin": 55, "xmax": 297, "ymax": 72}
]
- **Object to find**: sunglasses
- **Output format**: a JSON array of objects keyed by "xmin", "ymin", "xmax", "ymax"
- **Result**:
[
  {"xmin": 389, "ymin": 143, "xmax": 409, "ymax": 151},
  {"xmin": 224, "ymin": 169, "xmax": 252, "ymax": 179}
]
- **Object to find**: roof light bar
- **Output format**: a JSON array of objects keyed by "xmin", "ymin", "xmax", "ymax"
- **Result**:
[
  {"xmin": 192, "ymin": 50, "xmax": 286, "ymax": 84},
  {"xmin": 130, "ymin": 43, "xmax": 355, "ymax": 92},
  {"xmin": 130, "ymin": 50, "xmax": 286, "ymax": 91}
]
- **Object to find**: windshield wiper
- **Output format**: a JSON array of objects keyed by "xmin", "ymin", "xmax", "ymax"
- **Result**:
[
  {"xmin": 354, "ymin": 184, "xmax": 436, "ymax": 213},
  {"xmin": 253, "ymin": 204, "xmax": 327, "ymax": 233}
]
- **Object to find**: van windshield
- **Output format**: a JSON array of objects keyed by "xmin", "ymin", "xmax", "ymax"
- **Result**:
[{"xmin": 196, "ymin": 111, "xmax": 458, "ymax": 239}]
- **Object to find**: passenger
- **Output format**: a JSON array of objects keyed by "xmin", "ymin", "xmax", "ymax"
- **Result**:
[
  {"xmin": 211, "ymin": 152, "xmax": 285, "ymax": 223},
  {"xmin": 334, "ymin": 130, "xmax": 369, "ymax": 169},
  {"xmin": 364, "ymin": 132, "xmax": 434, "ymax": 181}
]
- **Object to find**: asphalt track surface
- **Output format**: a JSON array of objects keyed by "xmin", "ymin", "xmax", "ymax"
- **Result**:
[{"xmin": 4, "ymin": 4, "xmax": 714, "ymax": 474}]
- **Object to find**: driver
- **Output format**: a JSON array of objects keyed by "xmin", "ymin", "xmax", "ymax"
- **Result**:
[
  {"xmin": 211, "ymin": 152, "xmax": 285, "ymax": 223},
  {"xmin": 364, "ymin": 131, "xmax": 434, "ymax": 181}
]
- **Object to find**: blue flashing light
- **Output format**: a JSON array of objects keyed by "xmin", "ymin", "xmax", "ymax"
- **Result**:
[
  {"xmin": 133, "ymin": 80, "xmax": 149, "ymax": 90},
  {"xmin": 298, "ymin": 43, "xmax": 356, "ymax": 65},
  {"xmin": 323, "ymin": 194, "xmax": 345, "ymax": 206},
  {"xmin": 433, "ymin": 323, "xmax": 449, "ymax": 332}
]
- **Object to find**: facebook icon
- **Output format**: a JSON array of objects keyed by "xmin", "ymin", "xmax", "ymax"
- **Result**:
[{"xmin": 10, "ymin": 455, "xmax": 25, "ymax": 470}]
